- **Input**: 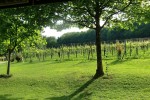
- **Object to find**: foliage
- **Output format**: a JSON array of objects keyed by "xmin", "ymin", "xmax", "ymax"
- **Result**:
[
  {"xmin": 55, "ymin": 23, "xmax": 150, "ymax": 45},
  {"xmin": 0, "ymin": 6, "xmax": 48, "ymax": 75},
  {"xmin": 44, "ymin": 36, "xmax": 57, "ymax": 48},
  {"xmin": 20, "ymin": 38, "xmax": 150, "ymax": 63},
  {"xmin": 55, "ymin": 0, "xmax": 149, "ymax": 29}
]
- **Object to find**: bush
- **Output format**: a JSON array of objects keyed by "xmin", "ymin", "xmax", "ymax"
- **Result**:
[{"xmin": 16, "ymin": 55, "xmax": 22, "ymax": 62}]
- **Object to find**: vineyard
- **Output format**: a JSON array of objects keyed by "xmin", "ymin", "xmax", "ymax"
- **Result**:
[{"xmin": 21, "ymin": 38, "xmax": 150, "ymax": 62}]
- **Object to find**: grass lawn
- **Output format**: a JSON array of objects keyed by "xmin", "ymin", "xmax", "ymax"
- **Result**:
[{"xmin": 0, "ymin": 59, "xmax": 150, "ymax": 100}]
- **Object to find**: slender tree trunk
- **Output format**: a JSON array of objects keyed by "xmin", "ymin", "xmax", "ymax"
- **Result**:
[
  {"xmin": 7, "ymin": 50, "xmax": 11, "ymax": 75},
  {"xmin": 67, "ymin": 51, "xmax": 70, "ymax": 59},
  {"xmin": 90, "ymin": 44, "xmax": 93, "ymax": 58},
  {"xmin": 88, "ymin": 50, "xmax": 90, "ymax": 60},
  {"xmin": 43, "ymin": 52, "xmax": 45, "ymax": 61}
]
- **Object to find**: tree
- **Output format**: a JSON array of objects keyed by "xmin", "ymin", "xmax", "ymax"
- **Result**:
[
  {"xmin": 45, "ymin": 36, "xmax": 57, "ymax": 48},
  {"xmin": 55, "ymin": 0, "xmax": 149, "ymax": 78},
  {"xmin": 21, "ymin": 33, "xmax": 47, "ymax": 62},
  {"xmin": 0, "ymin": 8, "xmax": 40, "ymax": 75},
  {"xmin": 0, "ymin": 2, "xmax": 61, "ymax": 75}
]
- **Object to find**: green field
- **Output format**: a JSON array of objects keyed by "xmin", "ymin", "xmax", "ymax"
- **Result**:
[{"xmin": 0, "ymin": 59, "xmax": 150, "ymax": 100}]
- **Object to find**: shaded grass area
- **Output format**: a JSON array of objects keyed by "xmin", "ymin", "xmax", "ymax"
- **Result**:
[
  {"xmin": 0, "ymin": 59, "xmax": 150, "ymax": 100},
  {"xmin": 0, "ymin": 74, "xmax": 12, "ymax": 78}
]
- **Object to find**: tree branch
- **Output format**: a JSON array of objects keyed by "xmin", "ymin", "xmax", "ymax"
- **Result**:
[
  {"xmin": 84, "ymin": 6, "xmax": 95, "ymax": 18},
  {"xmin": 78, "ymin": 23, "xmax": 95, "ymax": 29},
  {"xmin": 101, "ymin": 0, "xmax": 133, "ymax": 28},
  {"xmin": 100, "ymin": 0, "xmax": 111, "ymax": 9}
]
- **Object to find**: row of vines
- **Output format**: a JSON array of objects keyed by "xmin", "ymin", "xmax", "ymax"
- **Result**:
[{"xmin": 22, "ymin": 39, "xmax": 150, "ymax": 62}]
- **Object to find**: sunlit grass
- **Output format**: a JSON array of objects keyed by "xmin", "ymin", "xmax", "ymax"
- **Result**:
[{"xmin": 0, "ymin": 59, "xmax": 150, "ymax": 100}]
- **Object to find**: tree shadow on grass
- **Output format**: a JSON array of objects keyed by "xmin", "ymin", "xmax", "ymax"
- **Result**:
[
  {"xmin": 0, "ymin": 74, "xmax": 12, "ymax": 79},
  {"xmin": 0, "ymin": 94, "xmax": 23, "ymax": 100},
  {"xmin": 45, "ymin": 78, "xmax": 95, "ymax": 100},
  {"xmin": 109, "ymin": 59, "xmax": 132, "ymax": 65}
]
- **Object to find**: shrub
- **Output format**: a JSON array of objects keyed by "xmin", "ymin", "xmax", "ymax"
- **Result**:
[{"xmin": 116, "ymin": 41, "xmax": 123, "ymax": 60}]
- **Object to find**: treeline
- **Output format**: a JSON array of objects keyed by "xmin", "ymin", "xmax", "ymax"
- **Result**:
[{"xmin": 45, "ymin": 23, "xmax": 150, "ymax": 48}]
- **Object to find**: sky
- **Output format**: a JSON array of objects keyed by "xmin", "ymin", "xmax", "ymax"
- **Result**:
[{"xmin": 41, "ymin": 27, "xmax": 88, "ymax": 38}]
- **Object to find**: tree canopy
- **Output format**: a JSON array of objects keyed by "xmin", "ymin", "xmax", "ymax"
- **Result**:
[{"xmin": 0, "ymin": 6, "xmax": 49, "ymax": 75}]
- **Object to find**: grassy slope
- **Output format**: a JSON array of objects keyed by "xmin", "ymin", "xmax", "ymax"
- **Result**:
[{"xmin": 0, "ymin": 59, "xmax": 150, "ymax": 100}]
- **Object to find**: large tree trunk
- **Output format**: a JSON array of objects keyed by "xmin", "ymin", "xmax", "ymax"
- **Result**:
[
  {"xmin": 7, "ymin": 50, "xmax": 11, "ymax": 75},
  {"xmin": 93, "ymin": 2, "xmax": 104, "ymax": 78},
  {"xmin": 93, "ymin": 27, "xmax": 104, "ymax": 78}
]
